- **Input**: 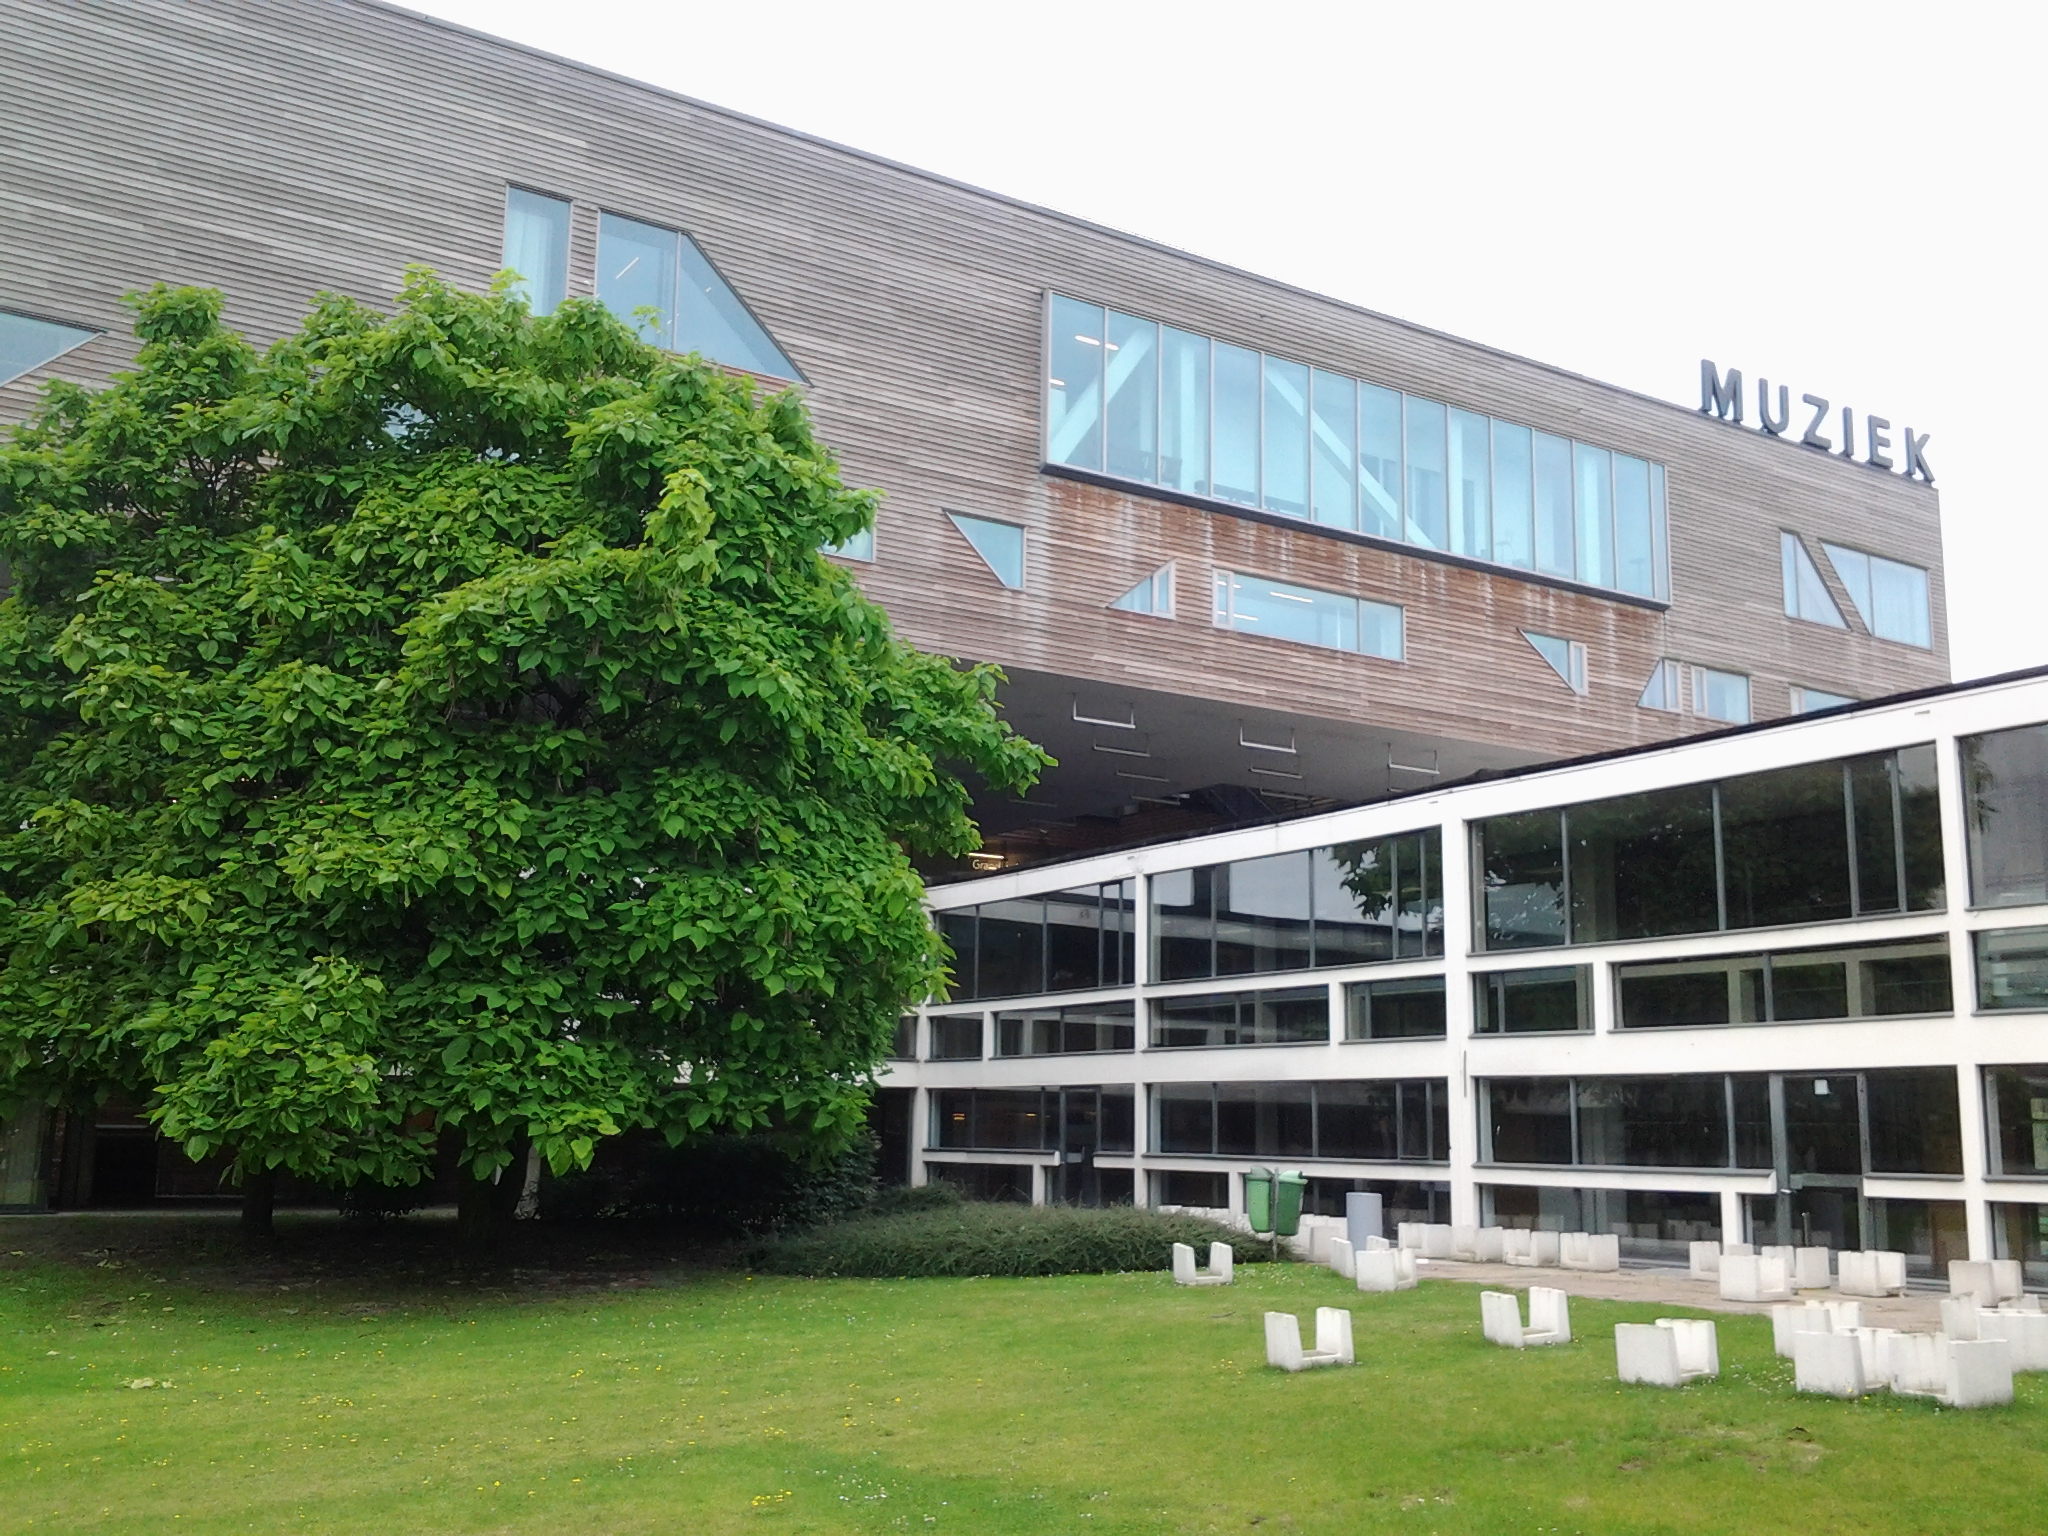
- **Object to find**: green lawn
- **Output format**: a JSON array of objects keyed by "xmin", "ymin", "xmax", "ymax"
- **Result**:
[{"xmin": 2, "ymin": 1223, "xmax": 2042, "ymax": 1534}]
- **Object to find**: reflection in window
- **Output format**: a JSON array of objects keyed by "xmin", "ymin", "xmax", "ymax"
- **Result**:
[
  {"xmin": 1781, "ymin": 533, "xmax": 1846, "ymax": 627},
  {"xmin": 889, "ymin": 1016, "xmax": 917, "ymax": 1060},
  {"xmin": 822, "ymin": 526, "xmax": 874, "ymax": 562},
  {"xmin": 929, "ymin": 1088, "xmax": 1049, "ymax": 1150},
  {"xmin": 1975, "ymin": 928, "xmax": 2048, "ymax": 1011},
  {"xmin": 1153, "ymin": 1079, "xmax": 1448, "ymax": 1160},
  {"xmin": 1149, "ymin": 986, "xmax": 1328, "ymax": 1048},
  {"xmin": 0, "ymin": 307, "xmax": 96, "ymax": 386},
  {"xmin": 1345, "ymin": 977, "xmax": 1447, "ymax": 1040},
  {"xmin": 1475, "ymin": 744, "xmax": 1944, "ymax": 950},
  {"xmin": 1962, "ymin": 722, "xmax": 2048, "ymax": 907},
  {"xmin": 1152, "ymin": 831, "xmax": 1443, "ymax": 981},
  {"xmin": 935, "ymin": 883, "xmax": 1137, "ymax": 1001},
  {"xmin": 995, "ymin": 1002, "xmax": 1136, "ymax": 1056},
  {"xmin": 1790, "ymin": 685, "xmax": 1853, "ymax": 715},
  {"xmin": 595, "ymin": 212, "xmax": 798, "ymax": 376},
  {"xmin": 1041, "ymin": 296, "xmax": 1668, "ymax": 599},
  {"xmin": 1984, "ymin": 1065, "xmax": 2048, "ymax": 1176},
  {"xmin": 948, "ymin": 512, "xmax": 1025, "ymax": 588},
  {"xmin": 1109, "ymin": 563, "xmax": 1174, "ymax": 616},
  {"xmin": 1692, "ymin": 666, "xmax": 1750, "ymax": 724},
  {"xmin": 1615, "ymin": 937, "xmax": 1952, "ymax": 1027},
  {"xmin": 1213, "ymin": 571, "xmax": 1403, "ymax": 660},
  {"xmin": 926, "ymin": 1015, "xmax": 984, "ymax": 1060},
  {"xmin": 1473, "ymin": 967, "xmax": 1590, "ymax": 1033},
  {"xmin": 1823, "ymin": 542, "xmax": 1932, "ymax": 648},
  {"xmin": 501, "ymin": 188, "xmax": 571, "ymax": 315},
  {"xmin": 1522, "ymin": 631, "xmax": 1587, "ymax": 694},
  {"xmin": 1638, "ymin": 659, "xmax": 1682, "ymax": 712}
]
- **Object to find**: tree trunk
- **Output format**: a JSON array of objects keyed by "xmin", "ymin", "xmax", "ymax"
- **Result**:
[
  {"xmin": 456, "ymin": 1167, "xmax": 499, "ymax": 1253},
  {"xmin": 241, "ymin": 1166, "xmax": 276, "ymax": 1238},
  {"xmin": 514, "ymin": 1142, "xmax": 543, "ymax": 1220}
]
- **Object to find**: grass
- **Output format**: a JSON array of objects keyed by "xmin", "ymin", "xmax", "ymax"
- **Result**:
[{"xmin": 3, "ymin": 1215, "xmax": 2045, "ymax": 1534}]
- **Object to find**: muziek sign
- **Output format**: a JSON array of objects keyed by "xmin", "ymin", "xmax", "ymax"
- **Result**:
[{"xmin": 1699, "ymin": 360, "xmax": 1932, "ymax": 484}]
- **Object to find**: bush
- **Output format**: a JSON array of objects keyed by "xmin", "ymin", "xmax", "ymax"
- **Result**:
[
  {"xmin": 543, "ymin": 1131, "xmax": 878, "ymax": 1235},
  {"xmin": 748, "ymin": 1201, "xmax": 1268, "ymax": 1279},
  {"xmin": 871, "ymin": 1181, "xmax": 962, "ymax": 1215}
]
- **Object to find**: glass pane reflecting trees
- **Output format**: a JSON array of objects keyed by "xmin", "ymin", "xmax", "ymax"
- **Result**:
[{"xmin": 1476, "ymin": 745, "xmax": 1945, "ymax": 949}]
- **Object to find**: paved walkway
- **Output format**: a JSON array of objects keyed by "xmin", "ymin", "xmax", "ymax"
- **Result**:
[{"xmin": 1412, "ymin": 1256, "xmax": 1947, "ymax": 1331}]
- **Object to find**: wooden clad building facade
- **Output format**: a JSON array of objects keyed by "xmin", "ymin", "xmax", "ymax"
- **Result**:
[{"xmin": 1, "ymin": 0, "xmax": 1949, "ymax": 866}]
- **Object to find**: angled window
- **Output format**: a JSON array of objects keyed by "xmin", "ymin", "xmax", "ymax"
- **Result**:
[
  {"xmin": 948, "ymin": 512, "xmax": 1025, "ymax": 589},
  {"xmin": 596, "ymin": 211, "xmax": 798, "ymax": 378},
  {"xmin": 1637, "ymin": 659, "xmax": 1681, "ymax": 712},
  {"xmin": 1781, "ymin": 532, "xmax": 1846, "ymax": 627},
  {"xmin": 1522, "ymin": 631, "xmax": 1587, "ymax": 694},
  {"xmin": 822, "ymin": 526, "xmax": 874, "ymax": 562},
  {"xmin": 1822, "ymin": 542, "xmax": 1931, "ymax": 648},
  {"xmin": 1790, "ymin": 685, "xmax": 1853, "ymax": 715},
  {"xmin": 1692, "ymin": 666, "xmax": 1750, "ymax": 725},
  {"xmin": 501, "ymin": 187, "xmax": 571, "ymax": 315},
  {"xmin": 1109, "ymin": 563, "xmax": 1174, "ymax": 616},
  {"xmin": 0, "ymin": 308, "xmax": 96, "ymax": 387},
  {"xmin": 1213, "ymin": 570, "xmax": 1403, "ymax": 660}
]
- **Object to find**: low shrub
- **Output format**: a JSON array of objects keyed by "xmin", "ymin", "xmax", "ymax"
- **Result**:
[
  {"xmin": 871, "ymin": 1181, "xmax": 962, "ymax": 1216},
  {"xmin": 748, "ymin": 1201, "xmax": 1268, "ymax": 1278}
]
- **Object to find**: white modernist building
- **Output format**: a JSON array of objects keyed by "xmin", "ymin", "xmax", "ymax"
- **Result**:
[{"xmin": 884, "ymin": 667, "xmax": 2048, "ymax": 1284}]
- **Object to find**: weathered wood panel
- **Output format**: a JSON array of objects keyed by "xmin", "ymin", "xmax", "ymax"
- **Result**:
[{"xmin": 0, "ymin": 0, "xmax": 1948, "ymax": 765}]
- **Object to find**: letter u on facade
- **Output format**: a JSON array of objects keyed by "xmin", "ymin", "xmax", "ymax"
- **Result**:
[{"xmin": 1758, "ymin": 380, "xmax": 1789, "ymax": 435}]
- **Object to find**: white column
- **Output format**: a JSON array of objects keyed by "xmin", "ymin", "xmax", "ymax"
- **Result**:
[
  {"xmin": 909, "ymin": 1085, "xmax": 929, "ymax": 1187},
  {"xmin": 1720, "ymin": 1187, "xmax": 1745, "ymax": 1243},
  {"xmin": 1440, "ymin": 809, "xmax": 1480, "ymax": 1225}
]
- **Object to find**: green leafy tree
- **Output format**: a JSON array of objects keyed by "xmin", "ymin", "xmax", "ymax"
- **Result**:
[{"xmin": 0, "ymin": 274, "xmax": 1044, "ymax": 1239}]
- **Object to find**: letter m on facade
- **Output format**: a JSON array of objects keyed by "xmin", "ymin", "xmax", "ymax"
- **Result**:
[
  {"xmin": 1699, "ymin": 359, "xmax": 1743, "ymax": 422},
  {"xmin": 1699, "ymin": 359, "xmax": 1745, "ymax": 422}
]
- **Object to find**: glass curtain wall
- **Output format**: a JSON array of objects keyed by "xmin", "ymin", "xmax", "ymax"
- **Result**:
[
  {"xmin": 937, "ymin": 883, "xmax": 1137, "ymax": 1001},
  {"xmin": 1962, "ymin": 722, "xmax": 2048, "ymax": 907},
  {"xmin": 1153, "ymin": 1080, "xmax": 1449, "ymax": 1160},
  {"xmin": 995, "ymin": 1002, "xmax": 1137, "ymax": 1056},
  {"xmin": 1615, "ymin": 937, "xmax": 1952, "ymax": 1028},
  {"xmin": 1475, "ymin": 745, "xmax": 1944, "ymax": 950},
  {"xmin": 1153, "ymin": 831, "xmax": 1444, "ymax": 982},
  {"xmin": 1149, "ymin": 987, "xmax": 1328, "ymax": 1048},
  {"xmin": 1045, "ymin": 296, "xmax": 1669, "ymax": 600}
]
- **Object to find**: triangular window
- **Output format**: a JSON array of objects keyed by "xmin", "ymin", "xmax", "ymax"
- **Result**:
[
  {"xmin": 1522, "ymin": 630, "xmax": 1587, "ymax": 694},
  {"xmin": 1638, "ymin": 659, "xmax": 1682, "ymax": 712},
  {"xmin": 1781, "ymin": 533, "xmax": 1845, "ymax": 627},
  {"xmin": 1630, "ymin": 659, "xmax": 1679, "ymax": 712},
  {"xmin": 1110, "ymin": 563, "xmax": 1175, "ymax": 617},
  {"xmin": 948, "ymin": 512, "xmax": 1025, "ymax": 589},
  {"xmin": 1, "ymin": 308, "xmax": 96, "ymax": 387},
  {"xmin": 596, "ymin": 211, "xmax": 801, "ymax": 379}
]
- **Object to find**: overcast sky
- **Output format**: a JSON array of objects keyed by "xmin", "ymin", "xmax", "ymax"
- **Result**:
[{"xmin": 414, "ymin": 0, "xmax": 2044, "ymax": 682}]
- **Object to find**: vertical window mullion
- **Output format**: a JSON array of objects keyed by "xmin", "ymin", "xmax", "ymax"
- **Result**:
[
  {"xmin": 1310, "ymin": 1083, "xmax": 1322, "ymax": 1160},
  {"xmin": 1711, "ymin": 784, "xmax": 1728, "ymax": 932},
  {"xmin": 1890, "ymin": 752, "xmax": 1909, "ymax": 910},
  {"xmin": 1843, "ymin": 761, "xmax": 1863, "ymax": 917},
  {"xmin": 1725, "ymin": 1075, "xmax": 1737, "ymax": 1170},
  {"xmin": 1567, "ymin": 1077, "xmax": 1581, "ymax": 1168},
  {"xmin": 1558, "ymin": 810, "xmax": 1573, "ymax": 945}
]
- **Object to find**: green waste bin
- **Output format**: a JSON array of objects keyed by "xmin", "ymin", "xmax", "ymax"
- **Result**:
[
  {"xmin": 1244, "ymin": 1167, "xmax": 1275, "ymax": 1235},
  {"xmin": 1274, "ymin": 1169, "xmax": 1307, "ymax": 1238}
]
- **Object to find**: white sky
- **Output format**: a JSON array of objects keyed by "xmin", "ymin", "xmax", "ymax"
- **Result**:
[{"xmin": 413, "ymin": 0, "xmax": 2045, "ymax": 682}]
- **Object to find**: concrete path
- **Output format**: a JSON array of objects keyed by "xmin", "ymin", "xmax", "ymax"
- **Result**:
[{"xmin": 1412, "ymin": 1256, "xmax": 1946, "ymax": 1332}]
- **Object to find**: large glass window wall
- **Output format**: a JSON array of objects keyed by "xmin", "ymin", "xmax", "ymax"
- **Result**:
[
  {"xmin": 1976, "ymin": 928, "xmax": 2048, "ymax": 1011},
  {"xmin": 1614, "ymin": 936, "xmax": 1952, "ymax": 1028},
  {"xmin": 995, "ymin": 1002, "xmax": 1136, "ymax": 1057},
  {"xmin": 928, "ymin": 1086, "xmax": 1133, "ymax": 1153},
  {"xmin": 1152, "ymin": 832, "xmax": 1443, "ymax": 982},
  {"xmin": 1149, "ymin": 987, "xmax": 1328, "ymax": 1048},
  {"xmin": 1212, "ymin": 571, "xmax": 1403, "ymax": 660},
  {"xmin": 1962, "ymin": 723, "xmax": 2048, "ymax": 908},
  {"xmin": 937, "ymin": 882, "xmax": 1137, "ymax": 1001},
  {"xmin": 1046, "ymin": 295, "xmax": 1669, "ymax": 601},
  {"xmin": 1984, "ymin": 1066, "xmax": 2048, "ymax": 1178},
  {"xmin": 1474, "ymin": 745, "xmax": 1944, "ymax": 950},
  {"xmin": 1480, "ymin": 1069, "xmax": 1957, "ymax": 1174},
  {"xmin": 1153, "ymin": 1079, "xmax": 1449, "ymax": 1161}
]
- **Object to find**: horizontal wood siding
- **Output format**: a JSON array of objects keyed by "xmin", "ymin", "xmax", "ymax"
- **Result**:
[{"xmin": 0, "ymin": 0, "xmax": 1948, "ymax": 760}]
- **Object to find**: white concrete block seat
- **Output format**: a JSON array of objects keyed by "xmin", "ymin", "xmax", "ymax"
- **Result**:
[
  {"xmin": 1504, "ymin": 1229, "xmax": 1564, "ymax": 1267},
  {"xmin": 1882, "ymin": 1331, "xmax": 2016, "ymax": 1408},
  {"xmin": 1480, "ymin": 1287, "xmax": 1571, "ymax": 1348},
  {"xmin": 1356, "ymin": 1247, "xmax": 1419, "ymax": 1292},
  {"xmin": 1793, "ymin": 1329, "xmax": 1868, "ymax": 1398},
  {"xmin": 1327, "ymin": 1236, "xmax": 1356, "ymax": 1280},
  {"xmin": 1171, "ymin": 1242, "xmax": 1234, "ymax": 1287},
  {"xmin": 1559, "ymin": 1232, "xmax": 1620, "ymax": 1273},
  {"xmin": 1420, "ymin": 1223, "xmax": 1455, "ymax": 1259},
  {"xmin": 1721, "ymin": 1252, "xmax": 1793, "ymax": 1303},
  {"xmin": 1837, "ymin": 1249, "xmax": 1908, "ymax": 1298},
  {"xmin": 1948, "ymin": 1259, "xmax": 2023, "ymax": 1308},
  {"xmin": 1792, "ymin": 1246, "xmax": 1832, "ymax": 1290},
  {"xmin": 1265, "ymin": 1308, "xmax": 1354, "ymax": 1372},
  {"xmin": 1688, "ymin": 1240, "xmax": 1722, "ymax": 1280},
  {"xmin": 1771, "ymin": 1300, "xmax": 1863, "ymax": 1359},
  {"xmin": 1974, "ymin": 1308, "xmax": 2048, "ymax": 1371},
  {"xmin": 1615, "ymin": 1319, "xmax": 1720, "ymax": 1387}
]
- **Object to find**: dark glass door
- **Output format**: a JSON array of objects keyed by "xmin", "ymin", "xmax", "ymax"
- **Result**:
[{"xmin": 1057, "ymin": 1090, "xmax": 1100, "ymax": 1206}]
